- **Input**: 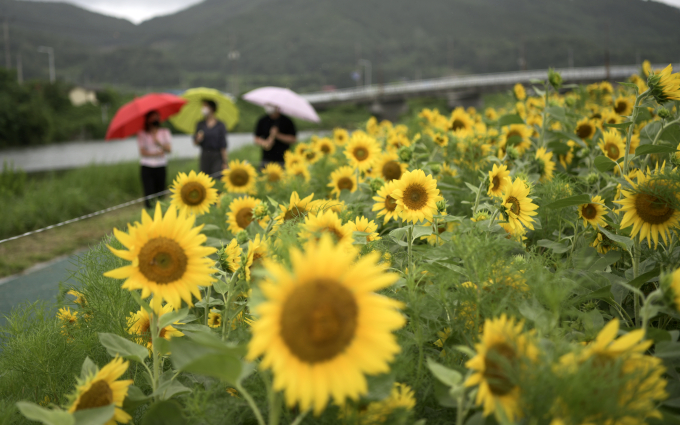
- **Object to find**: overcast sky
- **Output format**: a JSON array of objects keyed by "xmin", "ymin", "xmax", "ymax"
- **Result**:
[{"xmin": 22, "ymin": 0, "xmax": 680, "ymax": 24}]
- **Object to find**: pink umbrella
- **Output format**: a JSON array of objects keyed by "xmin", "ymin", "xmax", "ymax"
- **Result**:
[{"xmin": 242, "ymin": 87, "xmax": 321, "ymax": 123}]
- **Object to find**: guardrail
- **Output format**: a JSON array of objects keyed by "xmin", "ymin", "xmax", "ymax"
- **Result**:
[{"xmin": 301, "ymin": 64, "xmax": 675, "ymax": 104}]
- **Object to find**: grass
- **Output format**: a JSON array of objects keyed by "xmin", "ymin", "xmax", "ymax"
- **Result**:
[{"xmin": 0, "ymin": 145, "xmax": 261, "ymax": 278}]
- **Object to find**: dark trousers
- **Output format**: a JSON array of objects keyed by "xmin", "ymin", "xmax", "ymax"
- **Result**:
[{"xmin": 140, "ymin": 166, "xmax": 166, "ymax": 208}]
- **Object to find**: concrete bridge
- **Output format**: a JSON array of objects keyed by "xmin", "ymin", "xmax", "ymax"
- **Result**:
[{"xmin": 302, "ymin": 64, "xmax": 670, "ymax": 120}]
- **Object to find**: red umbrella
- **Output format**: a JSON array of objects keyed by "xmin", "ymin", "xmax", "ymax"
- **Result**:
[{"xmin": 105, "ymin": 93, "xmax": 187, "ymax": 140}]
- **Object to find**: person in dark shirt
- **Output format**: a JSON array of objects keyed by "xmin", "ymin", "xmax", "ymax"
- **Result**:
[
  {"xmin": 254, "ymin": 105, "xmax": 297, "ymax": 168},
  {"xmin": 193, "ymin": 99, "xmax": 228, "ymax": 177}
]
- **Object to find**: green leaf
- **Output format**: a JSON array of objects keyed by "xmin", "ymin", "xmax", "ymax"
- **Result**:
[
  {"xmin": 123, "ymin": 386, "xmax": 150, "ymax": 412},
  {"xmin": 153, "ymin": 379, "xmax": 192, "ymax": 401},
  {"xmin": 537, "ymin": 239, "xmax": 570, "ymax": 254},
  {"xmin": 389, "ymin": 227, "xmax": 410, "ymax": 247},
  {"xmin": 546, "ymin": 140, "xmax": 571, "ymax": 155},
  {"xmin": 572, "ymin": 285, "xmax": 614, "ymax": 305},
  {"xmin": 594, "ymin": 156, "xmax": 617, "ymax": 173},
  {"xmin": 140, "ymin": 400, "xmax": 185, "ymax": 425},
  {"xmin": 427, "ymin": 358, "xmax": 462, "ymax": 387},
  {"xmin": 603, "ymin": 122, "xmax": 634, "ymax": 130},
  {"xmin": 661, "ymin": 123, "xmax": 680, "ymax": 145},
  {"xmin": 200, "ymin": 224, "xmax": 220, "ymax": 233},
  {"xmin": 628, "ymin": 268, "xmax": 660, "ymax": 289},
  {"xmin": 364, "ymin": 373, "xmax": 395, "ymax": 401},
  {"xmin": 73, "ymin": 405, "xmax": 115, "ymax": 425},
  {"xmin": 158, "ymin": 308, "xmax": 189, "ymax": 330},
  {"xmin": 16, "ymin": 402, "xmax": 74, "ymax": 425},
  {"xmin": 598, "ymin": 226, "xmax": 633, "ymax": 250},
  {"xmin": 617, "ymin": 81, "xmax": 640, "ymax": 90},
  {"xmin": 194, "ymin": 297, "xmax": 224, "ymax": 308},
  {"xmin": 498, "ymin": 114, "xmax": 525, "ymax": 126},
  {"xmin": 412, "ymin": 225, "xmax": 433, "ymax": 241},
  {"xmin": 464, "ymin": 182, "xmax": 480, "ymax": 194},
  {"xmin": 655, "ymin": 341, "xmax": 680, "ymax": 359},
  {"xmin": 98, "ymin": 333, "xmax": 149, "ymax": 365},
  {"xmin": 169, "ymin": 339, "xmax": 243, "ymax": 384},
  {"xmin": 633, "ymin": 144, "xmax": 677, "ymax": 155},
  {"xmin": 545, "ymin": 194, "xmax": 591, "ymax": 210},
  {"xmin": 212, "ymin": 278, "xmax": 229, "ymax": 295},
  {"xmin": 79, "ymin": 357, "xmax": 97, "ymax": 380}
]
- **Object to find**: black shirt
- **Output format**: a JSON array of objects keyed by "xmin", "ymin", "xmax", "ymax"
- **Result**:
[
  {"xmin": 255, "ymin": 114, "xmax": 297, "ymax": 163},
  {"xmin": 194, "ymin": 120, "xmax": 228, "ymax": 151}
]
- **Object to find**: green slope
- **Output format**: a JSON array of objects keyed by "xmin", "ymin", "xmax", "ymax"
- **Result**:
[{"xmin": 1, "ymin": 0, "xmax": 679, "ymax": 90}]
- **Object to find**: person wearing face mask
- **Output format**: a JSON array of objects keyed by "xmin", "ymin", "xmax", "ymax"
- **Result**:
[
  {"xmin": 254, "ymin": 104, "xmax": 297, "ymax": 169},
  {"xmin": 193, "ymin": 99, "xmax": 228, "ymax": 177},
  {"xmin": 138, "ymin": 110, "xmax": 172, "ymax": 208}
]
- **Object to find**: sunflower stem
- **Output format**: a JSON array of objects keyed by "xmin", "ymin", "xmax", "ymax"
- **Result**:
[
  {"xmin": 632, "ymin": 237, "xmax": 642, "ymax": 326},
  {"xmin": 487, "ymin": 208, "xmax": 501, "ymax": 229},
  {"xmin": 641, "ymin": 290, "xmax": 663, "ymax": 336},
  {"xmin": 150, "ymin": 310, "xmax": 160, "ymax": 396},
  {"xmin": 407, "ymin": 225, "xmax": 414, "ymax": 277},
  {"xmin": 539, "ymin": 83, "xmax": 549, "ymax": 148},
  {"xmin": 472, "ymin": 178, "xmax": 485, "ymax": 216},
  {"xmin": 456, "ymin": 394, "xmax": 466, "ymax": 425},
  {"xmin": 623, "ymin": 89, "xmax": 650, "ymax": 176},
  {"xmin": 268, "ymin": 388, "xmax": 281, "ymax": 425},
  {"xmin": 221, "ymin": 274, "xmax": 236, "ymax": 341},
  {"xmin": 289, "ymin": 411, "xmax": 309, "ymax": 425},
  {"xmin": 204, "ymin": 286, "xmax": 212, "ymax": 326},
  {"xmin": 237, "ymin": 383, "xmax": 266, "ymax": 425}
]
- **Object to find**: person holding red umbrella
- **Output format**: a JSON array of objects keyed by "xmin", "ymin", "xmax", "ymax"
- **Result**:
[{"xmin": 138, "ymin": 110, "xmax": 172, "ymax": 208}]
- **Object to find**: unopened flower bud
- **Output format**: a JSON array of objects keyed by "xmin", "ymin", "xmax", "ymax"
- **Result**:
[
  {"xmin": 577, "ymin": 147, "xmax": 590, "ymax": 158},
  {"xmin": 370, "ymin": 177, "xmax": 386, "ymax": 193},
  {"xmin": 586, "ymin": 173, "xmax": 599, "ymax": 185},
  {"xmin": 506, "ymin": 146, "xmax": 520, "ymax": 160},
  {"xmin": 436, "ymin": 199, "xmax": 448, "ymax": 214},
  {"xmin": 548, "ymin": 68, "xmax": 563, "ymax": 90},
  {"xmin": 398, "ymin": 146, "xmax": 414, "ymax": 162},
  {"xmin": 253, "ymin": 203, "xmax": 269, "ymax": 220},
  {"xmin": 658, "ymin": 108, "xmax": 671, "ymax": 120},
  {"xmin": 430, "ymin": 164, "xmax": 441, "ymax": 175},
  {"xmin": 236, "ymin": 231, "xmax": 249, "ymax": 245}
]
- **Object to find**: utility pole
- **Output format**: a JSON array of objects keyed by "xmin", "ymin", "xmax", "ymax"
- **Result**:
[
  {"xmin": 38, "ymin": 46, "xmax": 55, "ymax": 83},
  {"xmin": 16, "ymin": 52, "xmax": 22, "ymax": 84},
  {"xmin": 3, "ymin": 17, "xmax": 10, "ymax": 70}
]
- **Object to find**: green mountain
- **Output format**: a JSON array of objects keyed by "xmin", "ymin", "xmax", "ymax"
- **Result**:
[{"xmin": 1, "ymin": 0, "xmax": 679, "ymax": 92}]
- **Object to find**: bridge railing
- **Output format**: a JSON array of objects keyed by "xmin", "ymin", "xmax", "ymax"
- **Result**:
[{"xmin": 301, "ymin": 64, "xmax": 676, "ymax": 104}]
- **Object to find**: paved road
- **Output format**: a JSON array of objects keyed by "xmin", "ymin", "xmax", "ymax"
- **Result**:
[
  {"xmin": 0, "ymin": 255, "xmax": 79, "ymax": 326},
  {"xmin": 0, "ymin": 131, "xmax": 321, "ymax": 173}
]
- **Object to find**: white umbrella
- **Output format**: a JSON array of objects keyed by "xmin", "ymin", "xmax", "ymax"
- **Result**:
[{"xmin": 242, "ymin": 87, "xmax": 321, "ymax": 123}]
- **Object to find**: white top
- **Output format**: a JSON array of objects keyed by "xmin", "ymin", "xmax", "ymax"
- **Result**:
[{"xmin": 138, "ymin": 129, "xmax": 172, "ymax": 168}]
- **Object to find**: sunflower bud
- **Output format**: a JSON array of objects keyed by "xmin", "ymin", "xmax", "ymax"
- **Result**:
[
  {"xmin": 548, "ymin": 68, "xmax": 563, "ymax": 90},
  {"xmin": 236, "ymin": 231, "xmax": 249, "ymax": 245},
  {"xmin": 430, "ymin": 164, "xmax": 441, "ymax": 175},
  {"xmin": 661, "ymin": 269, "xmax": 680, "ymax": 312},
  {"xmin": 436, "ymin": 199, "xmax": 448, "ymax": 214},
  {"xmin": 577, "ymin": 147, "xmax": 590, "ymax": 158},
  {"xmin": 564, "ymin": 96, "xmax": 576, "ymax": 107},
  {"xmin": 657, "ymin": 108, "xmax": 671, "ymax": 120},
  {"xmin": 506, "ymin": 146, "xmax": 520, "ymax": 160},
  {"xmin": 253, "ymin": 203, "xmax": 269, "ymax": 220},
  {"xmin": 398, "ymin": 146, "xmax": 414, "ymax": 163},
  {"xmin": 370, "ymin": 177, "xmax": 386, "ymax": 193},
  {"xmin": 586, "ymin": 172, "xmax": 599, "ymax": 185}
]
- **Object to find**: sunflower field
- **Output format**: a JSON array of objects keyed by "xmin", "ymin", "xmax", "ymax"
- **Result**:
[{"xmin": 4, "ymin": 62, "xmax": 680, "ymax": 425}]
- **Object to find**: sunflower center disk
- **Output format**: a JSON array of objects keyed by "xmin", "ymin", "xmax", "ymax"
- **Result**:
[
  {"xmin": 337, "ymin": 177, "xmax": 354, "ymax": 191},
  {"xmin": 506, "ymin": 196, "xmax": 521, "ymax": 215},
  {"xmin": 382, "ymin": 161, "xmax": 403, "ymax": 181},
  {"xmin": 577, "ymin": 124, "xmax": 593, "ymax": 139},
  {"xmin": 582, "ymin": 204, "xmax": 598, "ymax": 220},
  {"xmin": 491, "ymin": 176, "xmax": 500, "ymax": 191},
  {"xmin": 606, "ymin": 143, "xmax": 620, "ymax": 160},
  {"xmin": 614, "ymin": 101, "xmax": 626, "ymax": 114},
  {"xmin": 236, "ymin": 207, "xmax": 254, "ymax": 229},
  {"xmin": 267, "ymin": 172, "xmax": 281, "ymax": 182},
  {"xmin": 385, "ymin": 196, "xmax": 397, "ymax": 212},
  {"xmin": 354, "ymin": 148, "xmax": 368, "ymax": 161},
  {"xmin": 451, "ymin": 120, "xmax": 465, "ymax": 131},
  {"xmin": 403, "ymin": 184, "xmax": 428, "ymax": 210},
  {"xmin": 280, "ymin": 279, "xmax": 358, "ymax": 363},
  {"xmin": 483, "ymin": 343, "xmax": 517, "ymax": 396},
  {"xmin": 284, "ymin": 205, "xmax": 306, "ymax": 222},
  {"xmin": 635, "ymin": 194, "xmax": 675, "ymax": 225},
  {"xmin": 230, "ymin": 169, "xmax": 250, "ymax": 187},
  {"xmin": 138, "ymin": 237, "xmax": 188, "ymax": 284},
  {"xmin": 75, "ymin": 380, "xmax": 113, "ymax": 411},
  {"xmin": 321, "ymin": 145, "xmax": 330, "ymax": 154},
  {"xmin": 180, "ymin": 181, "xmax": 207, "ymax": 206}
]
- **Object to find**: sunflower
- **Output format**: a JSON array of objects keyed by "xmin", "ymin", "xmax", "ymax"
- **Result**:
[
  {"xmin": 315, "ymin": 137, "xmax": 336, "ymax": 156},
  {"xmin": 598, "ymin": 129, "xmax": 626, "ymax": 163},
  {"xmin": 275, "ymin": 192, "xmax": 316, "ymax": 227},
  {"xmin": 578, "ymin": 195, "xmax": 608, "ymax": 229},
  {"xmin": 613, "ymin": 97, "xmax": 634, "ymax": 116},
  {"xmin": 261, "ymin": 162, "xmax": 284, "ymax": 183},
  {"xmin": 245, "ymin": 234, "xmax": 268, "ymax": 282},
  {"xmin": 664, "ymin": 269, "xmax": 680, "ymax": 311},
  {"xmin": 104, "ymin": 204, "xmax": 217, "ymax": 310},
  {"xmin": 57, "ymin": 307, "xmax": 77, "ymax": 335},
  {"xmin": 642, "ymin": 60, "xmax": 652, "ymax": 77},
  {"xmin": 328, "ymin": 166, "xmax": 360, "ymax": 198},
  {"xmin": 575, "ymin": 118, "xmax": 597, "ymax": 140},
  {"xmin": 349, "ymin": 216, "xmax": 381, "ymax": 243},
  {"xmin": 222, "ymin": 160, "xmax": 257, "ymax": 194},
  {"xmin": 208, "ymin": 309, "xmax": 222, "ymax": 328},
  {"xmin": 385, "ymin": 133, "xmax": 411, "ymax": 152},
  {"xmin": 513, "ymin": 83, "xmax": 526, "ymax": 101},
  {"xmin": 170, "ymin": 170, "xmax": 218, "ymax": 216},
  {"xmin": 284, "ymin": 151, "xmax": 305, "ymax": 169},
  {"xmin": 449, "ymin": 107, "xmax": 475, "ymax": 135},
  {"xmin": 591, "ymin": 226, "xmax": 617, "ymax": 254},
  {"xmin": 465, "ymin": 315, "xmax": 537, "ymax": 422},
  {"xmin": 421, "ymin": 220, "xmax": 456, "ymax": 246},
  {"xmin": 286, "ymin": 162, "xmax": 311, "ymax": 182},
  {"xmin": 300, "ymin": 209, "xmax": 355, "ymax": 248},
  {"xmin": 391, "ymin": 169, "xmax": 442, "ymax": 224},
  {"xmin": 246, "ymin": 235, "xmax": 405, "ymax": 414},
  {"xmin": 219, "ymin": 239, "xmax": 242, "ymax": 273},
  {"xmin": 127, "ymin": 303, "xmax": 184, "ymax": 350},
  {"xmin": 534, "ymin": 148, "xmax": 556, "ymax": 182},
  {"xmin": 344, "ymin": 133, "xmax": 381, "ymax": 172},
  {"xmin": 485, "ymin": 108, "xmax": 499, "ymax": 121},
  {"xmin": 334, "ymin": 128, "xmax": 350, "ymax": 146},
  {"xmin": 226, "ymin": 196, "xmax": 260, "ymax": 234},
  {"xmin": 301, "ymin": 147, "xmax": 321, "ymax": 164},
  {"xmin": 373, "ymin": 152, "xmax": 407, "ymax": 182},
  {"xmin": 501, "ymin": 178, "xmax": 538, "ymax": 231},
  {"xmin": 500, "ymin": 124, "xmax": 532, "ymax": 156},
  {"xmin": 558, "ymin": 140, "xmax": 577, "ymax": 169},
  {"xmin": 500, "ymin": 222, "xmax": 528, "ymax": 243},
  {"xmin": 600, "ymin": 110, "xmax": 623, "ymax": 126},
  {"xmin": 372, "ymin": 181, "xmax": 400, "ymax": 224},
  {"xmin": 647, "ymin": 64, "xmax": 680, "ymax": 103},
  {"xmin": 615, "ymin": 171, "xmax": 680, "ymax": 247},
  {"xmin": 425, "ymin": 128, "xmax": 449, "ymax": 148},
  {"xmin": 67, "ymin": 357, "xmax": 133, "ymax": 425},
  {"xmin": 342, "ymin": 382, "xmax": 416, "ymax": 424}
]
